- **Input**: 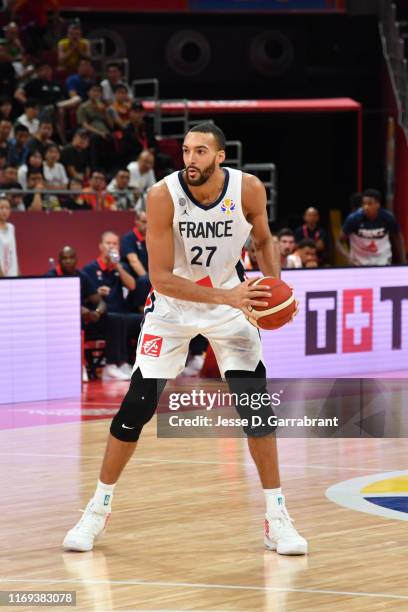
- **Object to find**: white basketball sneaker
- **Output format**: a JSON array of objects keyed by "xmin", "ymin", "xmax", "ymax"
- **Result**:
[
  {"xmin": 63, "ymin": 499, "xmax": 111, "ymax": 552},
  {"xmin": 264, "ymin": 496, "xmax": 308, "ymax": 555}
]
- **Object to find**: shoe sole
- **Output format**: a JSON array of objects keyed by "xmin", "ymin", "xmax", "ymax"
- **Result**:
[
  {"xmin": 63, "ymin": 529, "xmax": 106, "ymax": 552},
  {"xmin": 264, "ymin": 537, "xmax": 308, "ymax": 555},
  {"xmin": 63, "ymin": 513, "xmax": 111, "ymax": 552}
]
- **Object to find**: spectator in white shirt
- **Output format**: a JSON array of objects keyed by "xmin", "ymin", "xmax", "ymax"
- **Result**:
[
  {"xmin": 16, "ymin": 99, "xmax": 39, "ymax": 135},
  {"xmin": 286, "ymin": 239, "xmax": 318, "ymax": 269},
  {"xmin": 17, "ymin": 150, "xmax": 43, "ymax": 190},
  {"xmin": 100, "ymin": 63, "xmax": 132, "ymax": 105},
  {"xmin": 107, "ymin": 168, "xmax": 135, "ymax": 210},
  {"xmin": 43, "ymin": 144, "xmax": 68, "ymax": 189},
  {"xmin": 0, "ymin": 195, "xmax": 19, "ymax": 277},
  {"xmin": 126, "ymin": 150, "xmax": 156, "ymax": 211}
]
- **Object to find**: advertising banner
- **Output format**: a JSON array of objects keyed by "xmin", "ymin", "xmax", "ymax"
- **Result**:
[
  {"xmin": 257, "ymin": 267, "xmax": 408, "ymax": 377},
  {"xmin": 0, "ymin": 278, "xmax": 81, "ymax": 404}
]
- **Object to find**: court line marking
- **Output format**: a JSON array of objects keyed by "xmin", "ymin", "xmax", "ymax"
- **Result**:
[
  {"xmin": 0, "ymin": 577, "xmax": 407, "ymax": 601},
  {"xmin": 0, "ymin": 452, "xmax": 385, "ymax": 472}
]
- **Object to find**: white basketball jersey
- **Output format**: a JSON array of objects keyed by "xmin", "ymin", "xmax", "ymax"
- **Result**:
[{"xmin": 164, "ymin": 167, "xmax": 251, "ymax": 290}]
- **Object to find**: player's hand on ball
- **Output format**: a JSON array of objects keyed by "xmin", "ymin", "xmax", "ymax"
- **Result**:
[{"xmin": 225, "ymin": 278, "xmax": 271, "ymax": 317}]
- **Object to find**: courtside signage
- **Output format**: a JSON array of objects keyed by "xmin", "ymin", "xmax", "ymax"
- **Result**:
[{"xmin": 251, "ymin": 267, "xmax": 408, "ymax": 377}]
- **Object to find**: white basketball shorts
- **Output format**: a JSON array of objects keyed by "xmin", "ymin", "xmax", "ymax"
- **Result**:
[{"xmin": 134, "ymin": 292, "xmax": 263, "ymax": 379}]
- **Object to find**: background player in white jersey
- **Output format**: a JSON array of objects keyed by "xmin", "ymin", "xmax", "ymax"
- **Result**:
[{"xmin": 64, "ymin": 123, "xmax": 307, "ymax": 556}]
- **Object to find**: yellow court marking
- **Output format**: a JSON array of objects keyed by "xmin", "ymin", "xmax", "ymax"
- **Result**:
[{"xmin": 361, "ymin": 475, "xmax": 408, "ymax": 494}]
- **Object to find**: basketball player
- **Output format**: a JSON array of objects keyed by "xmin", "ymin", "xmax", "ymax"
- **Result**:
[{"xmin": 63, "ymin": 123, "xmax": 307, "ymax": 555}]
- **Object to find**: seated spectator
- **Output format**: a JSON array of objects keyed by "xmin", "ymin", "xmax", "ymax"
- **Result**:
[
  {"xmin": 77, "ymin": 84, "xmax": 114, "ymax": 170},
  {"xmin": 8, "ymin": 187, "xmax": 25, "ymax": 212},
  {"xmin": 15, "ymin": 62, "xmax": 66, "ymax": 109},
  {"xmin": 13, "ymin": 51, "xmax": 35, "ymax": 83},
  {"xmin": 107, "ymin": 168, "xmax": 135, "ymax": 210},
  {"xmin": 0, "ymin": 150, "xmax": 8, "ymax": 184},
  {"xmin": 127, "ymin": 150, "xmax": 156, "ymax": 211},
  {"xmin": 294, "ymin": 206, "xmax": 327, "ymax": 264},
  {"xmin": 46, "ymin": 245, "xmax": 106, "ymax": 323},
  {"xmin": 15, "ymin": 99, "xmax": 39, "ymax": 135},
  {"xmin": 122, "ymin": 101, "xmax": 156, "ymax": 165},
  {"xmin": 83, "ymin": 231, "xmax": 142, "ymax": 380},
  {"xmin": 60, "ymin": 129, "xmax": 91, "ymax": 182},
  {"xmin": 0, "ymin": 96, "xmax": 16, "ymax": 123},
  {"xmin": 7, "ymin": 124, "xmax": 30, "ymax": 167},
  {"xmin": 62, "ymin": 178, "xmax": 92, "ymax": 211},
  {"xmin": 0, "ymin": 164, "xmax": 22, "ymax": 190},
  {"xmin": 100, "ymin": 62, "xmax": 132, "ymax": 105},
  {"xmin": 337, "ymin": 188, "xmax": 406, "ymax": 266},
  {"xmin": 17, "ymin": 150, "xmax": 43, "ymax": 189},
  {"xmin": 120, "ymin": 210, "xmax": 150, "ymax": 310},
  {"xmin": 3, "ymin": 22, "xmax": 24, "ymax": 62},
  {"xmin": 286, "ymin": 239, "xmax": 318, "ymax": 269},
  {"xmin": 79, "ymin": 170, "xmax": 117, "ymax": 210},
  {"xmin": 0, "ymin": 195, "xmax": 19, "ymax": 277},
  {"xmin": 0, "ymin": 44, "xmax": 16, "ymax": 98},
  {"xmin": 108, "ymin": 84, "xmax": 131, "ymax": 130},
  {"xmin": 243, "ymin": 237, "xmax": 259, "ymax": 271},
  {"xmin": 43, "ymin": 144, "xmax": 68, "ymax": 190},
  {"xmin": 25, "ymin": 119, "xmax": 55, "ymax": 160},
  {"xmin": 23, "ymin": 169, "xmax": 44, "ymax": 211},
  {"xmin": 0, "ymin": 119, "xmax": 12, "ymax": 158},
  {"xmin": 57, "ymin": 22, "xmax": 91, "ymax": 75},
  {"xmin": 278, "ymin": 228, "xmax": 295, "ymax": 268},
  {"xmin": 66, "ymin": 57, "xmax": 95, "ymax": 103},
  {"xmin": 47, "ymin": 244, "xmax": 106, "ymax": 382}
]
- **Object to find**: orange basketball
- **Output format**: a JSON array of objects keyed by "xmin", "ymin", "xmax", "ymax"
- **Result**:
[{"xmin": 247, "ymin": 276, "xmax": 297, "ymax": 330}]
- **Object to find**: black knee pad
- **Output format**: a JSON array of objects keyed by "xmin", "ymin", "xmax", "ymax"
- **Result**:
[
  {"xmin": 225, "ymin": 361, "xmax": 277, "ymax": 437},
  {"xmin": 110, "ymin": 368, "xmax": 167, "ymax": 442}
]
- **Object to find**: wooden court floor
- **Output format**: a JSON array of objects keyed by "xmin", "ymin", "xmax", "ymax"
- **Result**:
[{"xmin": 0, "ymin": 380, "xmax": 407, "ymax": 612}]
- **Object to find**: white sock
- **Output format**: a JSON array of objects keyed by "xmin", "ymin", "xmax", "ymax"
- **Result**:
[
  {"xmin": 92, "ymin": 479, "xmax": 116, "ymax": 513},
  {"xmin": 264, "ymin": 487, "xmax": 284, "ymax": 514}
]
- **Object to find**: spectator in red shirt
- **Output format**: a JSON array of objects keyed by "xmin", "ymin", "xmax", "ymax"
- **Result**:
[{"xmin": 79, "ymin": 170, "xmax": 117, "ymax": 210}]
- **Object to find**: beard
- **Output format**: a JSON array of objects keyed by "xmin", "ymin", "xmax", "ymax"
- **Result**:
[{"xmin": 185, "ymin": 159, "xmax": 216, "ymax": 186}]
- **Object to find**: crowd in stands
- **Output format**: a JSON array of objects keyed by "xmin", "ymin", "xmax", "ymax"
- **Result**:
[
  {"xmin": 0, "ymin": 15, "xmax": 406, "ymax": 381},
  {"xmin": 0, "ymin": 17, "xmax": 169, "ymax": 214}
]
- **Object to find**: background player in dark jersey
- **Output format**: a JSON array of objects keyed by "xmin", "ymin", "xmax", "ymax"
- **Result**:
[{"xmin": 337, "ymin": 189, "xmax": 406, "ymax": 266}]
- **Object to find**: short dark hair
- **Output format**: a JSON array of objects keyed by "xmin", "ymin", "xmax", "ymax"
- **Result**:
[
  {"xmin": 27, "ymin": 168, "xmax": 43, "ymax": 179},
  {"xmin": 298, "ymin": 238, "xmax": 316, "ymax": 250},
  {"xmin": 36, "ymin": 61, "xmax": 51, "ymax": 70},
  {"xmin": 4, "ymin": 163, "xmax": 17, "ymax": 171},
  {"xmin": 362, "ymin": 188, "xmax": 381, "ymax": 204},
  {"xmin": 45, "ymin": 143, "xmax": 59, "ymax": 154},
  {"xmin": 39, "ymin": 118, "xmax": 53, "ymax": 126},
  {"xmin": 130, "ymin": 101, "xmax": 144, "ymax": 112},
  {"xmin": 24, "ymin": 99, "xmax": 38, "ymax": 109},
  {"xmin": 188, "ymin": 122, "xmax": 226, "ymax": 150},
  {"xmin": 278, "ymin": 228, "xmax": 294, "ymax": 239},
  {"xmin": 106, "ymin": 62, "xmax": 122, "ymax": 72},
  {"xmin": 74, "ymin": 128, "xmax": 89, "ymax": 139},
  {"xmin": 112, "ymin": 83, "xmax": 127, "ymax": 93},
  {"xmin": 14, "ymin": 124, "xmax": 29, "ymax": 134},
  {"xmin": 116, "ymin": 168, "xmax": 130, "ymax": 175}
]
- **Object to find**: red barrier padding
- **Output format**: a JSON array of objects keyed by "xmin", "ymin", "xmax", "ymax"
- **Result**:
[{"xmin": 143, "ymin": 98, "xmax": 361, "ymax": 114}]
